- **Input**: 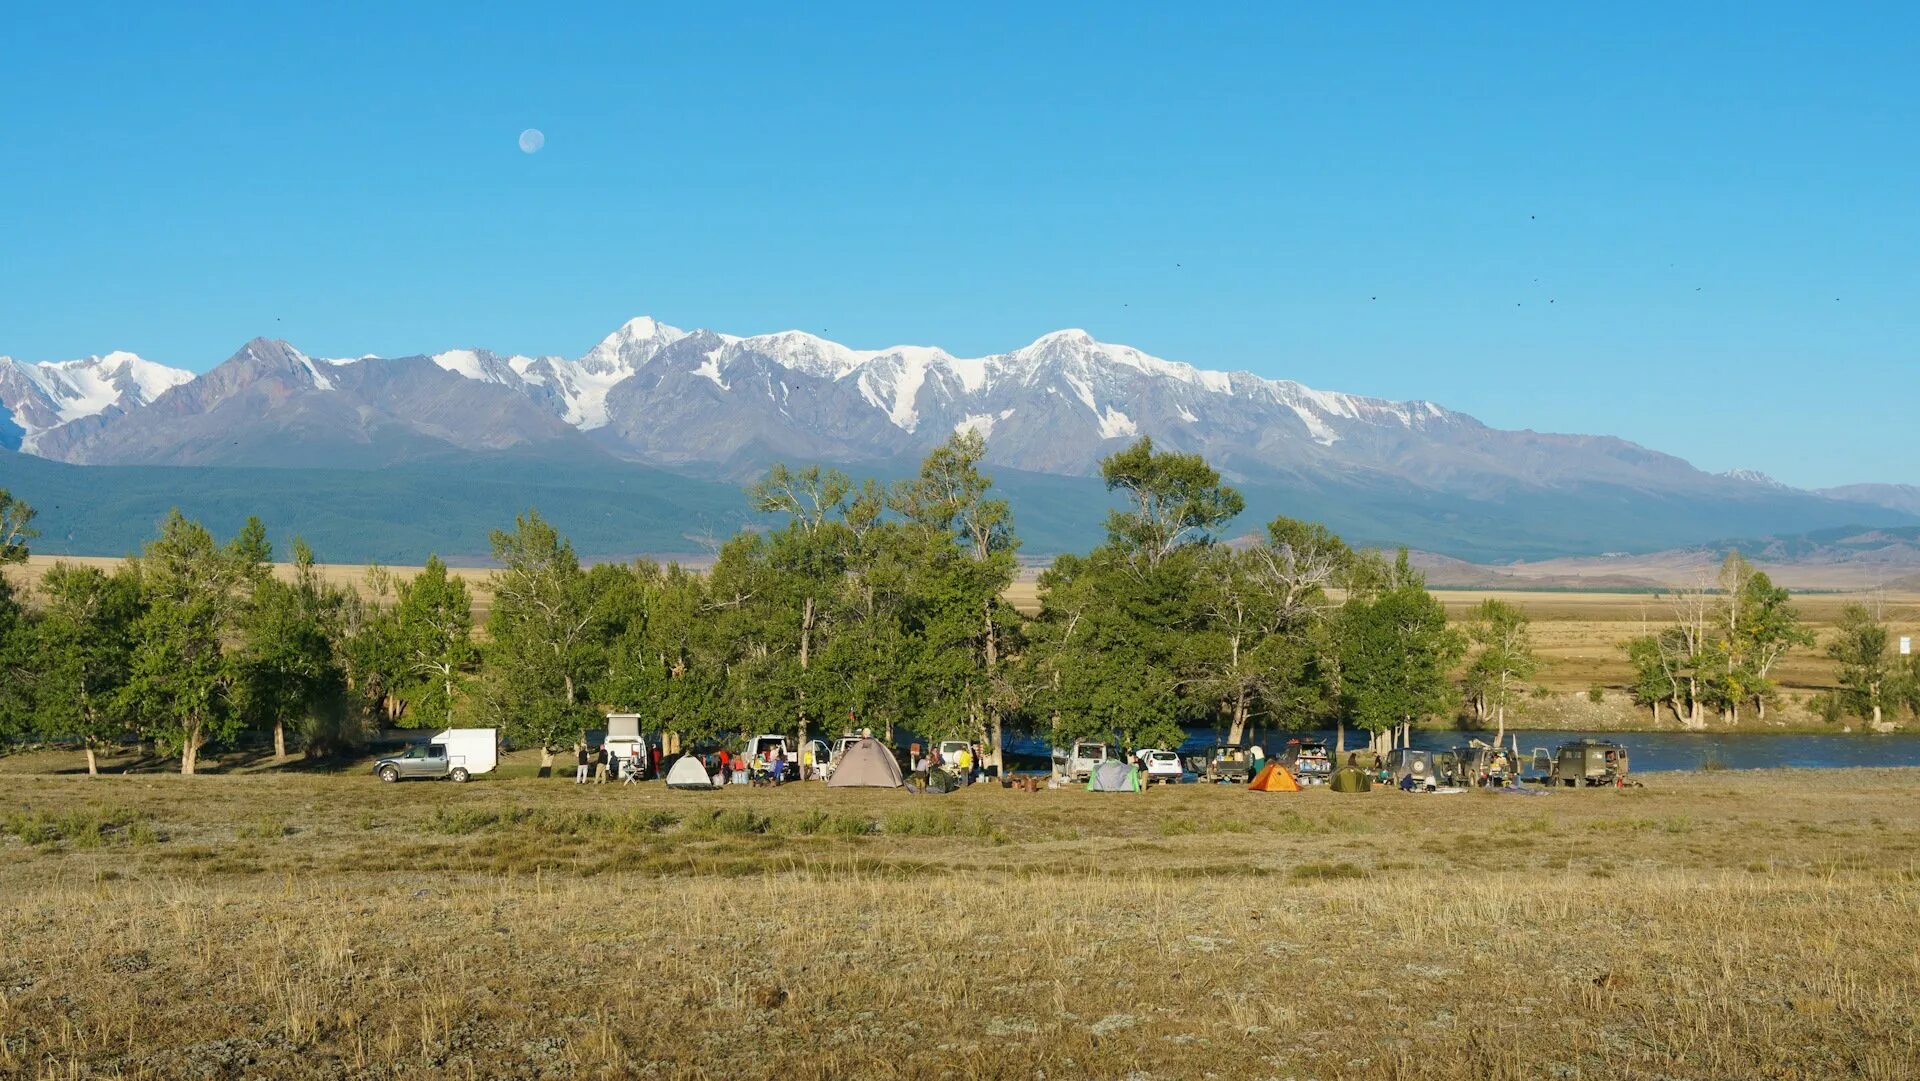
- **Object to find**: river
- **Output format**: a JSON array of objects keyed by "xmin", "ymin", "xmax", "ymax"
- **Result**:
[{"xmin": 1006, "ymin": 728, "xmax": 1920, "ymax": 773}]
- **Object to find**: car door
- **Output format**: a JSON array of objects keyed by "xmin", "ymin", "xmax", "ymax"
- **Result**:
[{"xmin": 423, "ymin": 743, "xmax": 448, "ymax": 778}]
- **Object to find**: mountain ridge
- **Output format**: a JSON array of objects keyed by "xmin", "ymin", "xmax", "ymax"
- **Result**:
[{"xmin": 3, "ymin": 316, "xmax": 1914, "ymax": 562}]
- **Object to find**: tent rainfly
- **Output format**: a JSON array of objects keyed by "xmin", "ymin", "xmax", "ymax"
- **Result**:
[
  {"xmin": 1247, "ymin": 761, "xmax": 1301, "ymax": 792},
  {"xmin": 827, "ymin": 738, "xmax": 905, "ymax": 789},
  {"xmin": 665, "ymin": 754, "xmax": 718, "ymax": 790},
  {"xmin": 1086, "ymin": 760, "xmax": 1141, "ymax": 793}
]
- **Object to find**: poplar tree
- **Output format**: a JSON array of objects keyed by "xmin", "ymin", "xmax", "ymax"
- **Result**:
[{"xmin": 33, "ymin": 564, "xmax": 143, "ymax": 774}]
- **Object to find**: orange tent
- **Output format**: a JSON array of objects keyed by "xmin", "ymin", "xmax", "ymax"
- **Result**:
[{"xmin": 1247, "ymin": 761, "xmax": 1301, "ymax": 792}]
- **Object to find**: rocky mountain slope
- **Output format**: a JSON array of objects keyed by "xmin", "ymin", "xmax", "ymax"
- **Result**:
[{"xmin": 3, "ymin": 316, "xmax": 1914, "ymax": 561}]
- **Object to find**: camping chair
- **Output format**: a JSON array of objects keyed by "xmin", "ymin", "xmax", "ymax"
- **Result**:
[{"xmin": 621, "ymin": 756, "xmax": 639, "ymax": 785}]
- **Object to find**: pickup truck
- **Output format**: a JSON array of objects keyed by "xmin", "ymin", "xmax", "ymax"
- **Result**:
[
  {"xmin": 372, "ymin": 728, "xmax": 498, "ymax": 783},
  {"xmin": 1051, "ymin": 741, "xmax": 1109, "ymax": 783}
]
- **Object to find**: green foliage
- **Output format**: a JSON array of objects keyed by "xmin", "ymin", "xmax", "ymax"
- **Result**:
[
  {"xmin": 1098, "ymin": 437, "xmax": 1245, "ymax": 569},
  {"xmin": 233, "ymin": 538, "xmax": 351, "ymax": 756},
  {"xmin": 1336, "ymin": 554, "xmax": 1463, "ymax": 734},
  {"xmin": 31, "ymin": 563, "xmax": 144, "ymax": 763},
  {"xmin": 479, "ymin": 510, "xmax": 604, "ymax": 749},
  {"xmin": 122, "ymin": 511, "xmax": 262, "ymax": 772},
  {"xmin": 0, "ymin": 488, "xmax": 36, "ymax": 565},
  {"xmin": 391, "ymin": 555, "xmax": 479, "ymax": 728},
  {"xmin": 1827, "ymin": 603, "xmax": 1894, "ymax": 725},
  {"xmin": 1461, "ymin": 598, "xmax": 1537, "ymax": 731}
]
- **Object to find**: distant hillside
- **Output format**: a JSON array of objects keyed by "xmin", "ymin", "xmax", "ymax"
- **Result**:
[{"xmin": 1413, "ymin": 525, "xmax": 1920, "ymax": 591}]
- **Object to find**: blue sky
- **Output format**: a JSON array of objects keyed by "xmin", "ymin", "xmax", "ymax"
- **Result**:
[{"xmin": 3, "ymin": 2, "xmax": 1915, "ymax": 487}]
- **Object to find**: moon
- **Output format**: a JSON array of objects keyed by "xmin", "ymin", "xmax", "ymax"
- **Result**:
[{"xmin": 518, "ymin": 128, "xmax": 545, "ymax": 154}]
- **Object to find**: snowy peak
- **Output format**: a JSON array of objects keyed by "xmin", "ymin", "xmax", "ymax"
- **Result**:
[
  {"xmin": 582, "ymin": 315, "xmax": 689, "ymax": 373},
  {"xmin": 0, "ymin": 349, "xmax": 192, "ymax": 450},
  {"xmin": 1722, "ymin": 468, "xmax": 1790, "ymax": 490}
]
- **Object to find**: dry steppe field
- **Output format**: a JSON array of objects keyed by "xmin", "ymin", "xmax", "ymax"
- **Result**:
[{"xmin": 4, "ymin": 764, "xmax": 1918, "ymax": 1080}]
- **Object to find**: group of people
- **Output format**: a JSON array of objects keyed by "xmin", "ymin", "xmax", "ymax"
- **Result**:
[
  {"xmin": 710, "ymin": 745, "xmax": 790, "ymax": 786},
  {"xmin": 908, "ymin": 742, "xmax": 990, "ymax": 785},
  {"xmin": 571, "ymin": 742, "xmax": 653, "ymax": 784}
]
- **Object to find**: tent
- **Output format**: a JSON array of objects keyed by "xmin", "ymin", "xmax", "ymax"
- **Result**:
[
  {"xmin": 917, "ymin": 767, "xmax": 958, "ymax": 794},
  {"xmin": 1247, "ymin": 762, "xmax": 1301, "ymax": 792},
  {"xmin": 826, "ymin": 738, "xmax": 905, "ymax": 789},
  {"xmin": 1086, "ymin": 760, "xmax": 1141, "ymax": 792},
  {"xmin": 1327, "ymin": 765, "xmax": 1372, "ymax": 793},
  {"xmin": 665, "ymin": 754, "xmax": 718, "ymax": 790}
]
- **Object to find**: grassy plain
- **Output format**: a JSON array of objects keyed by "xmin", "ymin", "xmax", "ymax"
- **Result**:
[{"xmin": 3, "ymin": 766, "xmax": 1918, "ymax": 1079}]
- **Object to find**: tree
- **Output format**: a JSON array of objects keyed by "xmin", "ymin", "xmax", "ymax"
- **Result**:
[
  {"xmin": 392, "ymin": 555, "xmax": 478, "ymax": 728},
  {"xmin": 1337, "ymin": 553, "xmax": 1462, "ymax": 752},
  {"xmin": 1828, "ymin": 603, "xmax": 1893, "ymax": 729},
  {"xmin": 481, "ymin": 510, "xmax": 604, "ymax": 751},
  {"xmin": 123, "ymin": 511, "xmax": 259, "ymax": 774},
  {"xmin": 32, "ymin": 563, "xmax": 144, "ymax": 774},
  {"xmin": 0, "ymin": 489, "xmax": 36, "ymax": 565},
  {"xmin": 890, "ymin": 431, "xmax": 1023, "ymax": 773},
  {"xmin": 234, "ymin": 539, "xmax": 350, "ymax": 759},
  {"xmin": 1099, "ymin": 437, "xmax": 1245, "ymax": 571},
  {"xmin": 748, "ymin": 464, "xmax": 860, "ymax": 774},
  {"xmin": 0, "ymin": 490, "xmax": 35, "ymax": 741},
  {"xmin": 1461, "ymin": 599, "xmax": 1537, "ymax": 746}
]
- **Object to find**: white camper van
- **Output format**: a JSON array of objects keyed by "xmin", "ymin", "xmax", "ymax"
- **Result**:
[
  {"xmin": 372, "ymin": 728, "xmax": 498, "ymax": 782},
  {"xmin": 604, "ymin": 713, "xmax": 648, "ymax": 777}
]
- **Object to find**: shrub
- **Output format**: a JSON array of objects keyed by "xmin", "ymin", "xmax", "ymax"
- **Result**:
[{"xmin": 1588, "ymin": 684, "xmax": 1606, "ymax": 704}]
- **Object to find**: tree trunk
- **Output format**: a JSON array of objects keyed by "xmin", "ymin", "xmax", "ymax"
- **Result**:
[
  {"xmin": 273, "ymin": 718, "xmax": 287, "ymax": 760},
  {"xmin": 1334, "ymin": 721, "xmax": 1345, "ymax": 759},
  {"xmin": 991, "ymin": 715, "xmax": 1005, "ymax": 781},
  {"xmin": 798, "ymin": 595, "xmax": 815, "ymax": 779},
  {"xmin": 1756, "ymin": 695, "xmax": 1767, "ymax": 721},
  {"xmin": 181, "ymin": 722, "xmax": 202, "ymax": 776},
  {"xmin": 1493, "ymin": 703, "xmax": 1506, "ymax": 750},
  {"xmin": 84, "ymin": 745, "xmax": 99, "ymax": 776},
  {"xmin": 1228, "ymin": 688, "xmax": 1249, "ymax": 746}
]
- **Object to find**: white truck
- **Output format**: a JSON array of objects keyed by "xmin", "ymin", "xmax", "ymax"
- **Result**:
[
  {"xmin": 604, "ymin": 713, "xmax": 648, "ymax": 778},
  {"xmin": 1051, "ymin": 741, "xmax": 1109, "ymax": 783},
  {"xmin": 372, "ymin": 728, "xmax": 498, "ymax": 783}
]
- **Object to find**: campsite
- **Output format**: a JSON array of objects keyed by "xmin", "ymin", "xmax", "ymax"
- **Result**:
[{"xmin": 3, "ymin": 757, "xmax": 1919, "ymax": 1079}]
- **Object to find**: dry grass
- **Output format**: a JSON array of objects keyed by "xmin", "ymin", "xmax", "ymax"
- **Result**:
[{"xmin": 3, "ymin": 768, "xmax": 1919, "ymax": 1078}]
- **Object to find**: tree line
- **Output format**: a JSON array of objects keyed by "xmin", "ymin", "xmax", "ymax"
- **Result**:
[{"xmin": 2, "ymin": 434, "xmax": 1914, "ymax": 774}]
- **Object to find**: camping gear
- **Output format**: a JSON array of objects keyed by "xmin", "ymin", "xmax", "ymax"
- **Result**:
[
  {"xmin": 1327, "ymin": 765, "xmax": 1372, "ymax": 793},
  {"xmin": 665, "ymin": 754, "xmax": 718, "ymax": 790},
  {"xmin": 826, "ymin": 737, "xmax": 905, "ymax": 789},
  {"xmin": 1086, "ymin": 760, "xmax": 1141, "ymax": 792},
  {"xmin": 1247, "ymin": 761, "xmax": 1300, "ymax": 792},
  {"xmin": 917, "ymin": 767, "xmax": 958, "ymax": 794}
]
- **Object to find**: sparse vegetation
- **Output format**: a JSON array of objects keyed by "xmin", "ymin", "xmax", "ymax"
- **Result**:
[{"xmin": 3, "ymin": 768, "xmax": 1915, "ymax": 1078}]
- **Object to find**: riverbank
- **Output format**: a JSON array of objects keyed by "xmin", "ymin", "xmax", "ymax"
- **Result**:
[{"xmin": 4, "ymin": 768, "xmax": 1917, "ymax": 1078}]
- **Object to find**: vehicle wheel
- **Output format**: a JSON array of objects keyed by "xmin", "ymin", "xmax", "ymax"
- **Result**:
[
  {"xmin": 450, "ymin": 768, "xmax": 470, "ymax": 783},
  {"xmin": 379, "ymin": 766, "xmax": 400, "ymax": 783}
]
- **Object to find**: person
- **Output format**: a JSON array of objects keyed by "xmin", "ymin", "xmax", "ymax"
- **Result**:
[
  {"xmin": 717, "ymin": 748, "xmax": 732, "ymax": 783},
  {"xmin": 650, "ymin": 744, "xmax": 662, "ymax": 779},
  {"xmin": 574, "ymin": 742, "xmax": 590, "ymax": 784},
  {"xmin": 1399, "ymin": 772, "xmax": 1418, "ymax": 792},
  {"xmin": 955, "ymin": 744, "xmax": 972, "ymax": 785},
  {"xmin": 595, "ymin": 743, "xmax": 610, "ymax": 784},
  {"xmin": 622, "ymin": 750, "xmax": 639, "ymax": 785},
  {"xmin": 770, "ymin": 745, "xmax": 786, "ymax": 785}
]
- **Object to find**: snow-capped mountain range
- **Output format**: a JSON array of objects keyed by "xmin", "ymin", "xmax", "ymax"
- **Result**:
[{"xmin": 1, "ymin": 317, "xmax": 1911, "ymax": 524}]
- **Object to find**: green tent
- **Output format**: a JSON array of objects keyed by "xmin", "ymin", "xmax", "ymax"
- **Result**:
[
  {"xmin": 1086, "ymin": 760, "xmax": 1142, "ymax": 792},
  {"xmin": 1328, "ymin": 766, "xmax": 1373, "ymax": 793}
]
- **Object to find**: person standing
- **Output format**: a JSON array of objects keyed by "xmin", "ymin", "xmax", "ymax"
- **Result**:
[
  {"xmin": 574, "ymin": 742, "xmax": 590, "ymax": 784},
  {"xmin": 595, "ymin": 743, "xmax": 609, "ymax": 784}
]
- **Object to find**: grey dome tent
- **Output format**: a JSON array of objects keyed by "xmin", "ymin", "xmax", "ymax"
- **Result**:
[
  {"xmin": 666, "ymin": 753, "xmax": 718, "ymax": 790},
  {"xmin": 1086, "ymin": 759, "xmax": 1141, "ymax": 792},
  {"xmin": 826, "ymin": 738, "xmax": 905, "ymax": 789}
]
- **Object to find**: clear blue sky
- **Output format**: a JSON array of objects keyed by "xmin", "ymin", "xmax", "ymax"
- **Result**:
[{"xmin": 3, "ymin": 2, "xmax": 1915, "ymax": 487}]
